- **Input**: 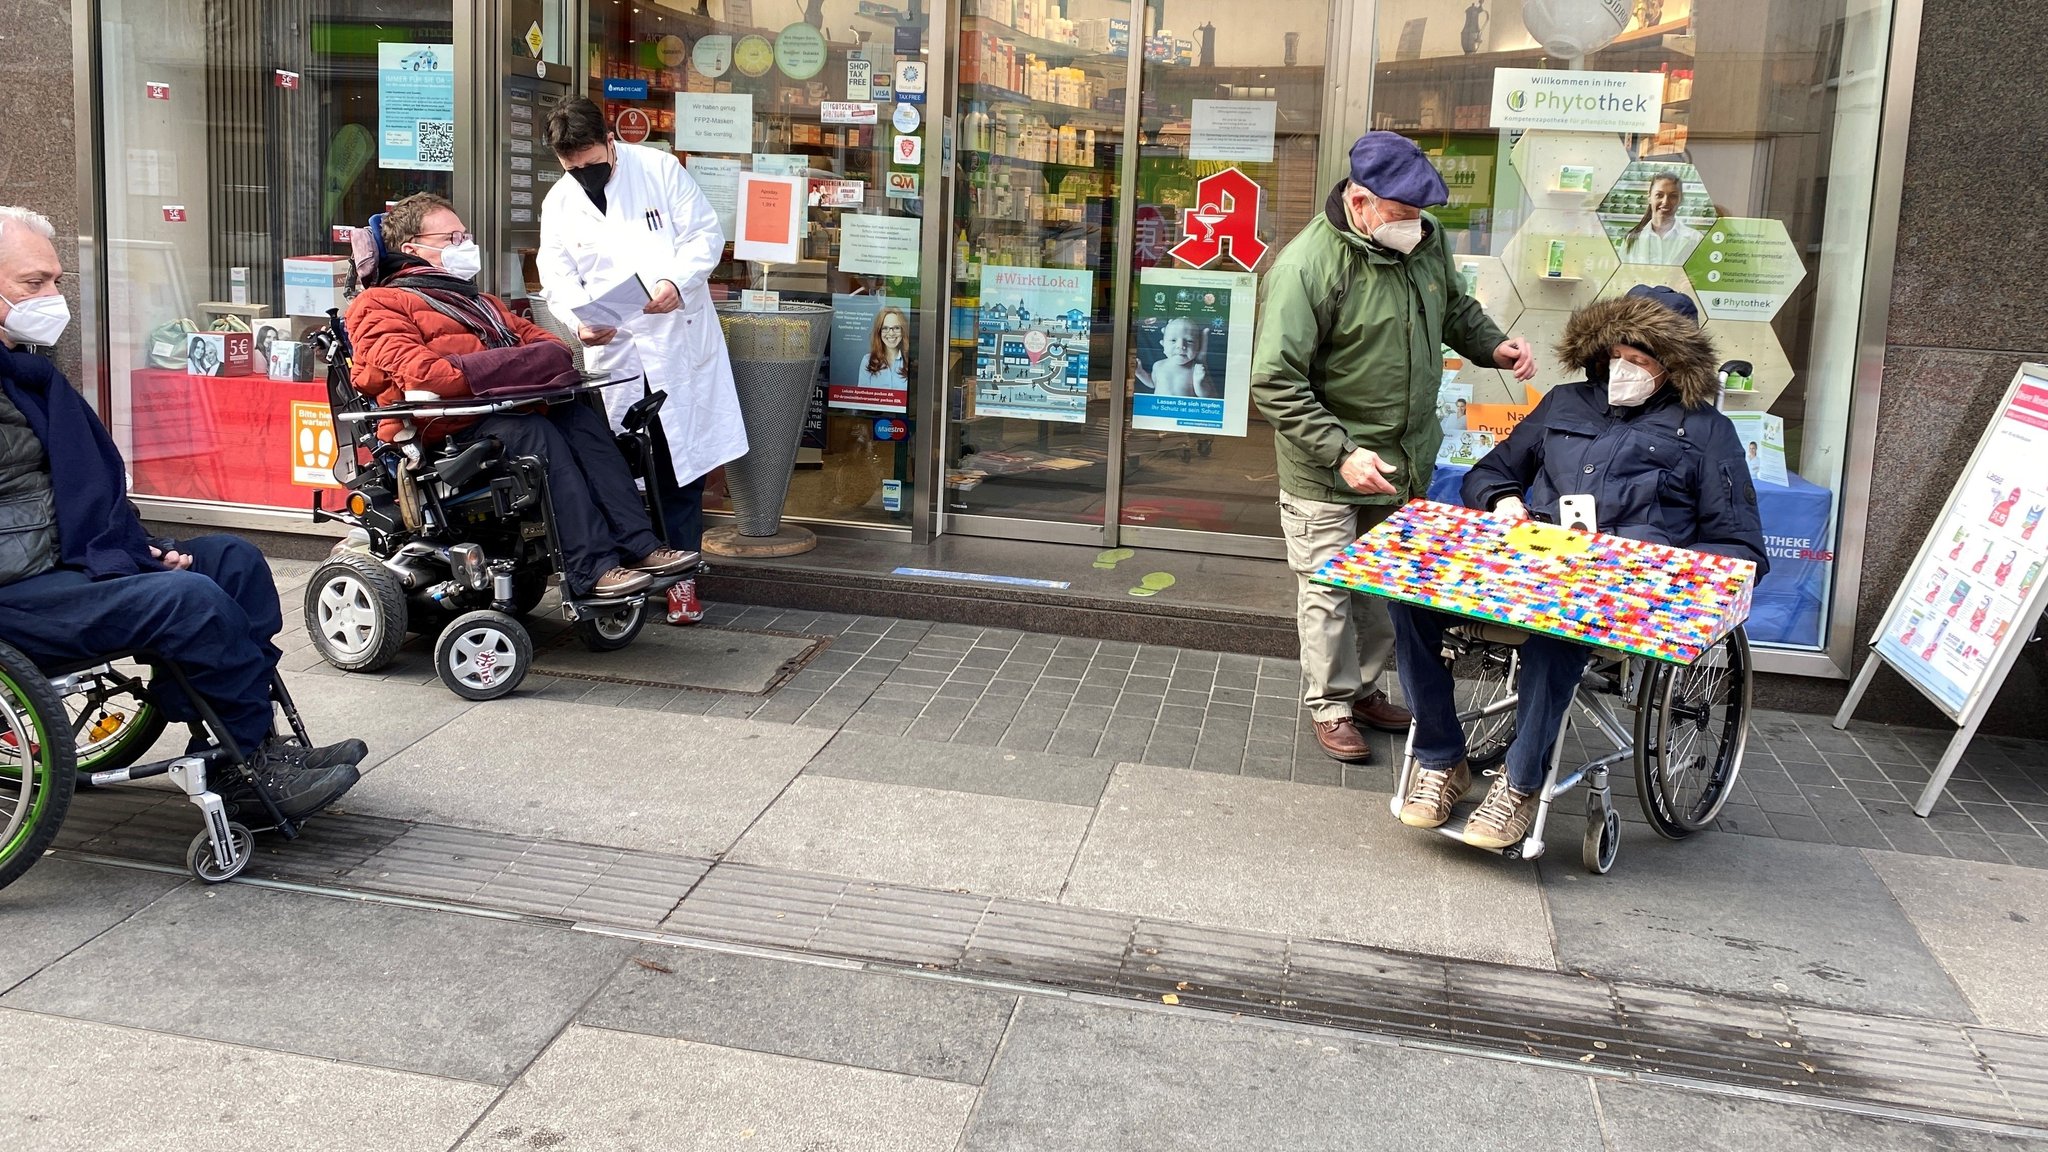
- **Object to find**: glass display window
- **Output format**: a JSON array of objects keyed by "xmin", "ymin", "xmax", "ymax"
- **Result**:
[{"xmin": 1370, "ymin": 0, "xmax": 1899, "ymax": 653}]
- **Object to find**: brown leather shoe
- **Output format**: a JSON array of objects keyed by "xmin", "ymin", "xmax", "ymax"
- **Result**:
[
  {"xmin": 1352, "ymin": 689, "xmax": 1413, "ymax": 733},
  {"xmin": 1313, "ymin": 717, "xmax": 1373, "ymax": 763}
]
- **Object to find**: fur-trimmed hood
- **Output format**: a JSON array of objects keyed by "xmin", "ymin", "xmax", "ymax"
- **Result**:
[{"xmin": 1555, "ymin": 295, "xmax": 1719, "ymax": 409}]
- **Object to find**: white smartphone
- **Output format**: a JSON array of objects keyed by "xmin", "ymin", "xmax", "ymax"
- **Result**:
[{"xmin": 1559, "ymin": 494, "xmax": 1599, "ymax": 534}]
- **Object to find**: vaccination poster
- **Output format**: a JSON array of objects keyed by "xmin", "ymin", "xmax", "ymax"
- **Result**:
[
  {"xmin": 1131, "ymin": 268, "xmax": 1255, "ymax": 437},
  {"xmin": 377, "ymin": 43, "xmax": 456, "ymax": 172},
  {"xmin": 975, "ymin": 267, "xmax": 1093, "ymax": 424},
  {"xmin": 828, "ymin": 293, "xmax": 912, "ymax": 414}
]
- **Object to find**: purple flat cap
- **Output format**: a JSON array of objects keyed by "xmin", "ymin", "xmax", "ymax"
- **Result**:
[{"xmin": 1349, "ymin": 132, "xmax": 1449, "ymax": 208}]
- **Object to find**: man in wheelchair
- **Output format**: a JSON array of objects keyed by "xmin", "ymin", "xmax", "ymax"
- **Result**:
[
  {"xmin": 1392, "ymin": 286, "xmax": 1769, "ymax": 849},
  {"xmin": 0, "ymin": 206, "xmax": 364, "ymax": 817},
  {"xmin": 346, "ymin": 193, "xmax": 694, "ymax": 601}
]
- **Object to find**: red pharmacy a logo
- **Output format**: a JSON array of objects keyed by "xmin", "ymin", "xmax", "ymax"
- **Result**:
[{"xmin": 1168, "ymin": 168, "xmax": 1267, "ymax": 272}]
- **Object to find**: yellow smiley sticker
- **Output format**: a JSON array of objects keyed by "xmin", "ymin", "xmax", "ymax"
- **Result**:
[{"xmin": 1506, "ymin": 520, "xmax": 1593, "ymax": 559}]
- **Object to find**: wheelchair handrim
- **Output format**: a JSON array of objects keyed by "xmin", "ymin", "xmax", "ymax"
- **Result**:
[
  {"xmin": 0, "ymin": 668, "xmax": 57, "ymax": 865},
  {"xmin": 1644, "ymin": 633, "xmax": 1750, "ymax": 831}
]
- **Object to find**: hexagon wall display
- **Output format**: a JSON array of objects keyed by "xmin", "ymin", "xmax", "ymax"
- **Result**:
[
  {"xmin": 1504, "ymin": 208, "xmax": 1622, "ymax": 313},
  {"xmin": 1598, "ymin": 160, "xmax": 1716, "ymax": 267},
  {"xmin": 1597, "ymin": 262, "xmax": 1703, "ymax": 316},
  {"xmin": 1507, "ymin": 307, "xmax": 1582, "ymax": 396},
  {"xmin": 1508, "ymin": 131, "xmax": 1632, "ymax": 212},
  {"xmin": 1684, "ymin": 217, "xmax": 1807, "ymax": 322},
  {"xmin": 1452, "ymin": 254, "xmax": 1525, "ymax": 333},
  {"xmin": 1703, "ymin": 319, "xmax": 1797, "ymax": 413}
]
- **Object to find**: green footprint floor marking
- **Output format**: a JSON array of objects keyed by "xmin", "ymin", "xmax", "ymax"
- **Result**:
[
  {"xmin": 1128, "ymin": 572, "xmax": 1176, "ymax": 598},
  {"xmin": 1093, "ymin": 547, "xmax": 1135, "ymax": 570}
]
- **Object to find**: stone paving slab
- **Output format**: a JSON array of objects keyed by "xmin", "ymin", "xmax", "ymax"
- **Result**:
[
  {"xmin": 1539, "ymin": 832, "xmax": 1974, "ymax": 1019},
  {"xmin": 802, "ymin": 730, "xmax": 1113, "ymax": 807},
  {"xmin": 0, "ymin": 1008, "xmax": 497, "ymax": 1152},
  {"xmin": 456, "ymin": 1024, "xmax": 977, "ymax": 1152},
  {"xmin": 0, "ymin": 858, "xmax": 184, "ymax": 994},
  {"xmin": 345, "ymin": 696, "xmax": 831, "ymax": 856},
  {"xmin": 1062, "ymin": 764, "xmax": 1555, "ymax": 968},
  {"xmin": 2, "ymin": 883, "xmax": 632, "ymax": 1085},
  {"xmin": 959, "ymin": 996, "xmax": 1608, "ymax": 1152},
  {"xmin": 580, "ymin": 946, "xmax": 1015, "ymax": 1084},
  {"xmin": 1866, "ymin": 851, "xmax": 2048, "ymax": 1033},
  {"xmin": 728, "ymin": 774, "xmax": 1094, "ymax": 902}
]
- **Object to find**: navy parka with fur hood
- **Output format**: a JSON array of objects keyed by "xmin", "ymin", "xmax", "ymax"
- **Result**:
[{"xmin": 1460, "ymin": 295, "xmax": 1770, "ymax": 577}]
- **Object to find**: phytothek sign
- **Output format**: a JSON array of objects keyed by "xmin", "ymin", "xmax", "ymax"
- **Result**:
[{"xmin": 1489, "ymin": 67, "xmax": 1662, "ymax": 134}]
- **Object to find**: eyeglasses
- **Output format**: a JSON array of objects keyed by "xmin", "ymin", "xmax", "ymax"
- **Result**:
[
  {"xmin": 880, "ymin": 324, "xmax": 905, "ymax": 333},
  {"xmin": 413, "ymin": 229, "xmax": 471, "ymax": 246}
]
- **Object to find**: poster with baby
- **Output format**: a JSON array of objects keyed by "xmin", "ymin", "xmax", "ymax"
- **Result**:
[{"xmin": 1130, "ymin": 267, "xmax": 1256, "ymax": 436}]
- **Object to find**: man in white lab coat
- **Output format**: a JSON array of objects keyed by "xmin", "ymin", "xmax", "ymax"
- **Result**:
[{"xmin": 539, "ymin": 98, "xmax": 747, "ymax": 625}]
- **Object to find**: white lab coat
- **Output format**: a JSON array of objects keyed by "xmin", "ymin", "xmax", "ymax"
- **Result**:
[{"xmin": 538, "ymin": 141, "xmax": 747, "ymax": 485}]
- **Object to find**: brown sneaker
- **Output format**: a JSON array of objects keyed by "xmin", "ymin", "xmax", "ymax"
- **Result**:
[
  {"xmin": 1352, "ymin": 689, "xmax": 1413, "ymax": 733},
  {"xmin": 633, "ymin": 547, "xmax": 700, "ymax": 576},
  {"xmin": 1398, "ymin": 760, "xmax": 1472, "ymax": 828},
  {"xmin": 1464, "ymin": 775, "xmax": 1538, "ymax": 849},
  {"xmin": 591, "ymin": 566, "xmax": 654, "ymax": 597},
  {"xmin": 1313, "ymin": 717, "xmax": 1373, "ymax": 763}
]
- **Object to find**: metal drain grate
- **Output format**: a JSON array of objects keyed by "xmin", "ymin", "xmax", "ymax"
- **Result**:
[{"xmin": 49, "ymin": 792, "xmax": 2048, "ymax": 1135}]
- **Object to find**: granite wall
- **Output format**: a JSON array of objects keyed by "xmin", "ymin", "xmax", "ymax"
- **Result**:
[
  {"xmin": 1803, "ymin": 0, "xmax": 2048, "ymax": 737},
  {"xmin": 0, "ymin": 0, "xmax": 82, "ymax": 382}
]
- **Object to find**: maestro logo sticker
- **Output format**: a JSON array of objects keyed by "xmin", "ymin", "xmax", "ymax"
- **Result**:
[{"xmin": 1506, "ymin": 89, "xmax": 1528, "ymax": 112}]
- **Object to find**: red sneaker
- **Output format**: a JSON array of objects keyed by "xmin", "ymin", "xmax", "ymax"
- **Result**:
[{"xmin": 665, "ymin": 578, "xmax": 704, "ymax": 625}]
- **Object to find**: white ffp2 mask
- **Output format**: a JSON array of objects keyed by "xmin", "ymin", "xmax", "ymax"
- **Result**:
[
  {"xmin": 438, "ymin": 241, "xmax": 483, "ymax": 281},
  {"xmin": 1607, "ymin": 358, "xmax": 1663, "ymax": 407},
  {"xmin": 0, "ymin": 291, "xmax": 69, "ymax": 346}
]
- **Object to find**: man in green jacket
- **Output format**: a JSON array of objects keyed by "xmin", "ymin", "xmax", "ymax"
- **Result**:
[{"xmin": 1252, "ymin": 132, "xmax": 1537, "ymax": 763}]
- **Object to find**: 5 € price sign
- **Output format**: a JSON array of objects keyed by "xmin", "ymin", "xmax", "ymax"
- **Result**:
[
  {"xmin": 145, "ymin": 81, "xmax": 170, "ymax": 100},
  {"xmin": 162, "ymin": 205, "xmax": 188, "ymax": 223}
]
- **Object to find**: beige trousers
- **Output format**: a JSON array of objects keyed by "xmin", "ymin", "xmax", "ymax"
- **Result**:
[{"xmin": 1279, "ymin": 492, "xmax": 1396, "ymax": 723}]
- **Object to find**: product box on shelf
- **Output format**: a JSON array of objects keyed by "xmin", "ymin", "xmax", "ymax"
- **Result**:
[
  {"xmin": 185, "ymin": 331, "xmax": 254, "ymax": 377},
  {"xmin": 266, "ymin": 340, "xmax": 315, "ymax": 382},
  {"xmin": 281, "ymin": 255, "xmax": 351, "ymax": 317}
]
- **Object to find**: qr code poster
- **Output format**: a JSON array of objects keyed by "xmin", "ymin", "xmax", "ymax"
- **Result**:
[{"xmin": 377, "ymin": 43, "xmax": 456, "ymax": 172}]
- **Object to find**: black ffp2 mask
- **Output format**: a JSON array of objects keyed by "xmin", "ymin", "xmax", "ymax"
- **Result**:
[{"xmin": 571, "ymin": 162, "xmax": 612, "ymax": 214}]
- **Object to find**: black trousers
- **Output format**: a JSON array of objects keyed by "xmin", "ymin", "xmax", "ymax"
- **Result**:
[
  {"xmin": 0, "ymin": 535, "xmax": 280, "ymax": 751},
  {"xmin": 468, "ymin": 403, "xmax": 662, "ymax": 596}
]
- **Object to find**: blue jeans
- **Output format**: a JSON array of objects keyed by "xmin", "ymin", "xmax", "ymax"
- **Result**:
[
  {"xmin": 0, "ymin": 535, "xmax": 280, "ymax": 751},
  {"xmin": 1387, "ymin": 602, "xmax": 1590, "ymax": 794},
  {"xmin": 658, "ymin": 473, "xmax": 706, "ymax": 553}
]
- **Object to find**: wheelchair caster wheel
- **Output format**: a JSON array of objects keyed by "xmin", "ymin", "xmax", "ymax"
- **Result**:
[
  {"xmin": 574, "ymin": 599, "xmax": 647, "ymax": 652},
  {"xmin": 1584, "ymin": 794, "xmax": 1620, "ymax": 875},
  {"xmin": 435, "ymin": 610, "xmax": 532, "ymax": 701},
  {"xmin": 188, "ymin": 822, "xmax": 255, "ymax": 884}
]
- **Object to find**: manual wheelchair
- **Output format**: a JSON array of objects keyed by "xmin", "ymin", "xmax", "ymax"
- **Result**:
[
  {"xmin": 0, "ymin": 643, "xmax": 338, "ymax": 892},
  {"xmin": 1403, "ymin": 623, "xmax": 1753, "ymax": 873},
  {"xmin": 301, "ymin": 308, "xmax": 691, "ymax": 701}
]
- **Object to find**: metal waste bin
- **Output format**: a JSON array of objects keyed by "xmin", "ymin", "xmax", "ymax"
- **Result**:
[{"xmin": 706, "ymin": 301, "xmax": 832, "ymax": 555}]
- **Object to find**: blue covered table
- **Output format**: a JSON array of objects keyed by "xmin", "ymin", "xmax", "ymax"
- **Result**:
[{"xmin": 1427, "ymin": 463, "xmax": 1834, "ymax": 647}]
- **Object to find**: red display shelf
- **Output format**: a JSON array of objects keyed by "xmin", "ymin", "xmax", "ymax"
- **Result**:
[{"xmin": 128, "ymin": 368, "xmax": 345, "ymax": 512}]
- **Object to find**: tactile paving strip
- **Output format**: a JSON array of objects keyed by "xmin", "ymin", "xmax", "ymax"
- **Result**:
[{"xmin": 51, "ymin": 788, "xmax": 2048, "ymax": 1135}]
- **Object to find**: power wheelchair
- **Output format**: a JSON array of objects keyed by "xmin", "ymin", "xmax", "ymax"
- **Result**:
[
  {"xmin": 0, "ymin": 644, "xmax": 333, "ymax": 891},
  {"xmin": 302, "ymin": 305, "xmax": 691, "ymax": 702}
]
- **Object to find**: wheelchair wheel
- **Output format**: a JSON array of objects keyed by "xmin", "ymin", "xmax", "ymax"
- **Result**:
[
  {"xmin": 187, "ymin": 822, "xmax": 255, "ymax": 884},
  {"xmin": 0, "ymin": 639, "xmax": 77, "ymax": 892},
  {"xmin": 574, "ymin": 600, "xmax": 646, "ymax": 652},
  {"xmin": 305, "ymin": 553, "xmax": 408, "ymax": 673},
  {"xmin": 64, "ymin": 661, "xmax": 168, "ymax": 782},
  {"xmin": 1446, "ymin": 637, "xmax": 1517, "ymax": 770},
  {"xmin": 1583, "ymin": 791, "xmax": 1620, "ymax": 874},
  {"xmin": 1634, "ymin": 628, "xmax": 1752, "ymax": 839},
  {"xmin": 435, "ymin": 610, "xmax": 532, "ymax": 701}
]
